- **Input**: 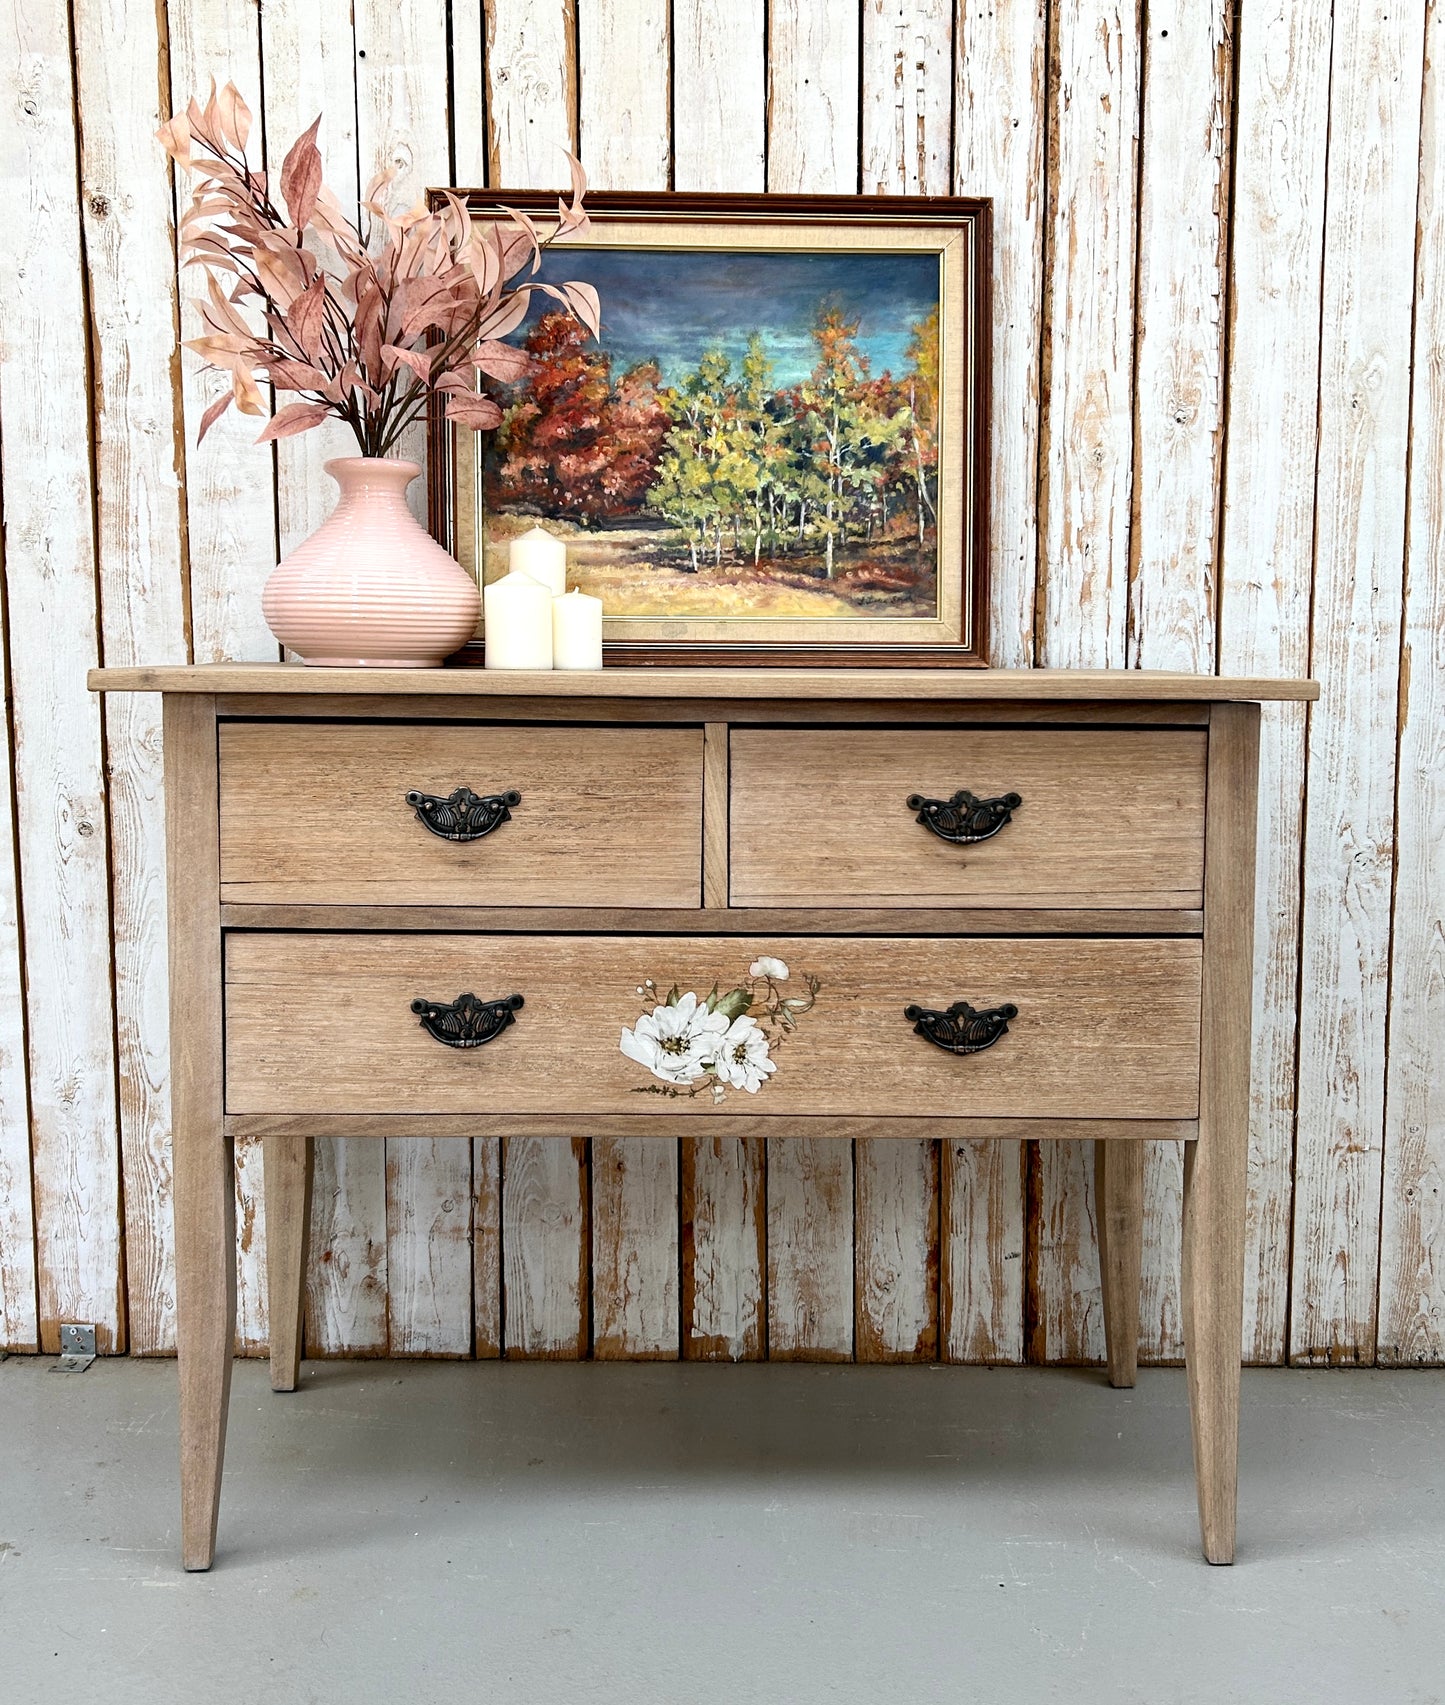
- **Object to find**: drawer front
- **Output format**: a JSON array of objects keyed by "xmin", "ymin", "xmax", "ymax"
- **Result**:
[
  {"xmin": 225, "ymin": 934, "xmax": 1201, "ymax": 1119},
  {"xmin": 729, "ymin": 728, "xmax": 1207, "ymax": 908},
  {"xmin": 219, "ymin": 723, "xmax": 702, "ymax": 906}
]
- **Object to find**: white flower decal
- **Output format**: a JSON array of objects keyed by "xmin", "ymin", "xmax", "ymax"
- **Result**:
[
  {"xmin": 622, "ymin": 957, "xmax": 820, "ymax": 1101},
  {"xmin": 620, "ymin": 991, "xmax": 728, "ymax": 1086},
  {"xmin": 712, "ymin": 1014, "xmax": 777, "ymax": 1093}
]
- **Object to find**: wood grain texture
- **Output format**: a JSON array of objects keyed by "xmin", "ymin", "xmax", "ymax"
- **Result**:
[
  {"xmin": 485, "ymin": 0, "xmax": 576, "ymax": 188},
  {"xmin": 261, "ymin": 1133, "xmax": 312, "ymax": 1389},
  {"xmin": 942, "ymin": 1140, "xmax": 1025, "ymax": 1363},
  {"xmin": 682, "ymin": 1136, "xmax": 765, "ymax": 1358},
  {"xmin": 1095, "ymin": 1139, "xmax": 1143, "ymax": 1387},
  {"xmin": 163, "ymin": 0, "xmax": 277, "ymax": 1357},
  {"xmin": 501, "ymin": 1135, "xmax": 588, "ymax": 1357},
  {"xmin": 163, "ymin": 695, "xmax": 231, "ymax": 1568},
  {"xmin": 591, "ymin": 1136, "xmax": 680, "ymax": 1357},
  {"xmin": 730, "ymin": 728, "xmax": 1206, "ymax": 907},
  {"xmin": 768, "ymin": 0, "xmax": 861, "ymax": 194},
  {"xmin": 219, "ymin": 722, "xmax": 704, "ymax": 906},
  {"xmin": 473, "ymin": 1136, "xmax": 502, "ymax": 1355},
  {"xmin": 1379, "ymin": 1, "xmax": 1445, "ymax": 1367},
  {"xmin": 768, "ymin": 1138, "xmax": 853, "ymax": 1359},
  {"xmin": 1183, "ymin": 702, "xmax": 1260, "ymax": 1562},
  {"xmin": 92, "ymin": 664, "xmax": 1319, "ymax": 700},
  {"xmin": 673, "ymin": 0, "xmax": 765, "ymax": 192},
  {"xmin": 1, "ymin": 5, "xmax": 124, "ymax": 1352},
  {"xmin": 385, "ymin": 1136, "xmax": 473, "ymax": 1355},
  {"xmin": 862, "ymin": 0, "xmax": 952, "ymax": 196},
  {"xmin": 1217, "ymin": 0, "xmax": 1330, "ymax": 1364},
  {"xmin": 304, "ymin": 1133, "xmax": 388, "ymax": 1355},
  {"xmin": 73, "ymin": 0, "xmax": 191, "ymax": 1357},
  {"xmin": 578, "ymin": 0, "xmax": 668, "ymax": 190},
  {"xmin": 855, "ymin": 1138, "xmax": 939, "ymax": 1360},
  {"xmin": 1128, "ymin": 0, "xmax": 1231, "ymax": 1371},
  {"xmin": 953, "ymin": 0, "xmax": 1046, "ymax": 668},
  {"xmin": 1290, "ymin": 0, "xmax": 1424, "ymax": 1365},
  {"xmin": 225, "ymin": 933, "xmax": 1203, "ymax": 1117}
]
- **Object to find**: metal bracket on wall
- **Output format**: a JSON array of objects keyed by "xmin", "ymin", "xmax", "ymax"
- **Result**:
[{"xmin": 51, "ymin": 1324, "xmax": 96, "ymax": 1373}]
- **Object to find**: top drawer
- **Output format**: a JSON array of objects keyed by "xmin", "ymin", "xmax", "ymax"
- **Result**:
[
  {"xmin": 729, "ymin": 727, "xmax": 1206, "ymax": 908},
  {"xmin": 219, "ymin": 722, "xmax": 703, "ymax": 906}
]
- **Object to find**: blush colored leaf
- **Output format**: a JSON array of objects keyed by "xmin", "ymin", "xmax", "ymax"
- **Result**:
[
  {"xmin": 382, "ymin": 343, "xmax": 433, "ymax": 382},
  {"xmin": 256, "ymin": 400, "xmax": 333, "ymax": 442},
  {"xmin": 286, "ymin": 275, "xmax": 327, "ymax": 360},
  {"xmin": 216, "ymin": 82, "xmax": 253, "ymax": 152},
  {"xmin": 156, "ymin": 114, "xmax": 193, "ymax": 169},
  {"xmin": 563, "ymin": 280, "xmax": 601, "ymax": 340},
  {"xmin": 471, "ymin": 339, "xmax": 531, "ymax": 383},
  {"xmin": 280, "ymin": 115, "xmax": 323, "ymax": 228},
  {"xmin": 444, "ymin": 393, "xmax": 503, "ymax": 431},
  {"xmin": 473, "ymin": 289, "xmax": 531, "ymax": 343},
  {"xmin": 195, "ymin": 389, "xmax": 233, "ymax": 443}
]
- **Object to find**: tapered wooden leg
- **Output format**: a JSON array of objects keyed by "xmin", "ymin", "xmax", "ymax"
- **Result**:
[
  {"xmin": 263, "ymin": 1134, "xmax": 313, "ymax": 1392},
  {"xmin": 1184, "ymin": 701, "xmax": 1260, "ymax": 1564},
  {"xmin": 1095, "ymin": 1140, "xmax": 1143, "ymax": 1388},
  {"xmin": 165, "ymin": 694, "xmax": 231, "ymax": 1571},
  {"xmin": 174, "ymin": 1120, "xmax": 236, "ymax": 1571}
]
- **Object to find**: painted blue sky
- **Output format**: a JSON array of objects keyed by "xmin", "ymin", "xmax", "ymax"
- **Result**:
[{"xmin": 524, "ymin": 246, "xmax": 940, "ymax": 387}]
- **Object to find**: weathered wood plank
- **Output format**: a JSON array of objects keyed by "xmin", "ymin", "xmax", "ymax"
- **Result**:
[
  {"xmin": 452, "ymin": 1, "xmax": 488, "ymax": 183},
  {"xmin": 768, "ymin": 0, "xmax": 860, "ymax": 193},
  {"xmin": 673, "ymin": 0, "xmax": 765, "ymax": 192},
  {"xmin": 473, "ymin": 1137, "xmax": 502, "ymax": 1356},
  {"xmin": 385, "ymin": 1139, "xmax": 473, "ymax": 1355},
  {"xmin": 953, "ymin": 0, "xmax": 1046, "ymax": 669},
  {"xmin": 257, "ymin": 0, "xmax": 381, "ymax": 1358},
  {"xmin": 0, "ymin": 550, "xmax": 36, "ymax": 1352},
  {"xmin": 947, "ymin": 0, "xmax": 1045, "ymax": 1364},
  {"xmin": 764, "ymin": 1, "xmax": 863, "ymax": 1360},
  {"xmin": 855, "ymin": 1138, "xmax": 939, "ymax": 1361},
  {"xmin": 941, "ymin": 1141, "xmax": 1025, "ymax": 1363},
  {"xmin": 767, "ymin": 1139, "xmax": 853, "ymax": 1359},
  {"xmin": 1378, "ymin": 1, "xmax": 1445, "ymax": 1368},
  {"xmin": 682, "ymin": 1136, "xmax": 765, "ymax": 1359},
  {"xmin": 74, "ymin": 0, "xmax": 190, "ymax": 1358},
  {"xmin": 578, "ymin": 0, "xmax": 668, "ymax": 190},
  {"xmin": 1, "ymin": 3, "xmax": 124, "ymax": 1352},
  {"xmin": 1031, "ymin": 0, "xmax": 1142, "ymax": 1364},
  {"xmin": 1218, "ymin": 0, "xmax": 1331, "ymax": 1363},
  {"xmin": 861, "ymin": 0, "xmax": 952, "ymax": 196},
  {"xmin": 858, "ymin": 1, "xmax": 951, "ymax": 1363},
  {"xmin": 353, "ymin": 0, "xmax": 477, "ymax": 1354},
  {"xmin": 1129, "ymin": 0, "xmax": 1232, "ymax": 1367},
  {"xmin": 592, "ymin": 1137, "xmax": 679, "ymax": 1357},
  {"xmin": 165, "ymin": 0, "xmax": 277, "ymax": 1357},
  {"xmin": 485, "ymin": 0, "xmax": 577, "ymax": 188},
  {"xmin": 666, "ymin": 0, "xmax": 768, "ymax": 1357},
  {"xmin": 1290, "ymin": 0, "xmax": 1424, "ymax": 1365},
  {"xmin": 502, "ymin": 1136, "xmax": 588, "ymax": 1357},
  {"xmin": 484, "ymin": 0, "xmax": 587, "ymax": 1361}
]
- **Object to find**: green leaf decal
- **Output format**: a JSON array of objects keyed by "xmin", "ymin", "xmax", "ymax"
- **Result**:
[{"xmin": 712, "ymin": 987, "xmax": 752, "ymax": 1022}]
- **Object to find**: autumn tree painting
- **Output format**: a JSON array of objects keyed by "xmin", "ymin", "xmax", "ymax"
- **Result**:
[{"xmin": 482, "ymin": 246, "xmax": 945, "ymax": 621}]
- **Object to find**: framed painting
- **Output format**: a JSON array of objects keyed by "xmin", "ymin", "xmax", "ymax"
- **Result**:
[{"xmin": 426, "ymin": 192, "xmax": 991, "ymax": 667}]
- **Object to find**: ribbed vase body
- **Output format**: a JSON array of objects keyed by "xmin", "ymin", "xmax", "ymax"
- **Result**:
[{"xmin": 260, "ymin": 457, "xmax": 480, "ymax": 666}]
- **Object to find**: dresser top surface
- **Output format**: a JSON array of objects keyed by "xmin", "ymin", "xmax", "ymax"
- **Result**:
[{"xmin": 88, "ymin": 663, "xmax": 1318, "ymax": 702}]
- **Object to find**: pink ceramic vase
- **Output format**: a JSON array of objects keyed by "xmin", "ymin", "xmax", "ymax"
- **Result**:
[{"xmin": 261, "ymin": 457, "xmax": 481, "ymax": 666}]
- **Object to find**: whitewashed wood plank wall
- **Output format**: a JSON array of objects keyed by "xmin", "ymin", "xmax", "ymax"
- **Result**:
[{"xmin": 0, "ymin": 0, "xmax": 1440, "ymax": 1367}]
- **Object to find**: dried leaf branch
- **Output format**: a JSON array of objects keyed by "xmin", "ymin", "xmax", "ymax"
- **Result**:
[{"xmin": 159, "ymin": 81, "xmax": 598, "ymax": 457}]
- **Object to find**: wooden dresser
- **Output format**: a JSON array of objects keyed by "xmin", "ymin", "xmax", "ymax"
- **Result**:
[{"xmin": 88, "ymin": 663, "xmax": 1318, "ymax": 1570}]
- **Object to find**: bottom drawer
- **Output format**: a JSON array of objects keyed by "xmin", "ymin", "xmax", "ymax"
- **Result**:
[{"xmin": 225, "ymin": 935, "xmax": 1202, "ymax": 1120}]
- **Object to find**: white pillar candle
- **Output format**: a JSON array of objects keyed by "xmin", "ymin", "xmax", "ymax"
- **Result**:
[
  {"xmin": 552, "ymin": 588, "xmax": 604, "ymax": 670},
  {"xmin": 483, "ymin": 570, "xmax": 554, "ymax": 669},
  {"xmin": 508, "ymin": 525, "xmax": 567, "ymax": 595}
]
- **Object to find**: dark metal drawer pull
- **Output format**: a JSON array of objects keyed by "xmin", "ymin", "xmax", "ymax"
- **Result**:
[
  {"xmin": 906, "ymin": 788, "xmax": 1022, "ymax": 844},
  {"xmin": 406, "ymin": 785, "xmax": 521, "ymax": 841},
  {"xmin": 905, "ymin": 1000, "xmax": 1018, "ymax": 1055},
  {"xmin": 411, "ymin": 992, "xmax": 524, "ymax": 1048}
]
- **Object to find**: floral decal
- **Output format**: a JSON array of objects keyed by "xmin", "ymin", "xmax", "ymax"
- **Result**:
[{"xmin": 621, "ymin": 955, "xmax": 821, "ymax": 1102}]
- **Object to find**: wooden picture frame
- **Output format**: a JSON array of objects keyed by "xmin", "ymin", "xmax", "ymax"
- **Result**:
[{"xmin": 427, "ymin": 191, "xmax": 991, "ymax": 667}]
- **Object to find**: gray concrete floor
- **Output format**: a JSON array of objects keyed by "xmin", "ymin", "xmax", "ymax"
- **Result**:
[{"xmin": 0, "ymin": 1357, "xmax": 1440, "ymax": 1705}]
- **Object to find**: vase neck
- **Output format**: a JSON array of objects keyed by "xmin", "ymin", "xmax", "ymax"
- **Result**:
[{"xmin": 325, "ymin": 457, "xmax": 421, "ymax": 504}]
